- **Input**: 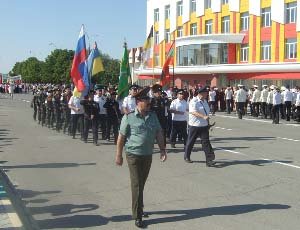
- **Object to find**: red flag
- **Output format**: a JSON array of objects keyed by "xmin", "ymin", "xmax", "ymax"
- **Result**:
[{"xmin": 160, "ymin": 41, "xmax": 175, "ymax": 88}]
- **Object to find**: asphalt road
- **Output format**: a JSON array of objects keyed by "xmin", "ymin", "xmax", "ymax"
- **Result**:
[{"xmin": 1, "ymin": 93, "xmax": 300, "ymax": 230}]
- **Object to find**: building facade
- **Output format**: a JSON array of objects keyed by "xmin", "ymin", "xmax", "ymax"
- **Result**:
[{"xmin": 136, "ymin": 0, "xmax": 300, "ymax": 88}]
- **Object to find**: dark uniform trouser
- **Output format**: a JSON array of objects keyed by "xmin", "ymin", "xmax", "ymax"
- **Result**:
[
  {"xmin": 226, "ymin": 99, "xmax": 231, "ymax": 113},
  {"xmin": 126, "ymin": 154, "xmax": 152, "ymax": 220},
  {"xmin": 272, "ymin": 105, "xmax": 280, "ymax": 124},
  {"xmin": 71, "ymin": 114, "xmax": 84, "ymax": 139},
  {"xmin": 98, "ymin": 114, "xmax": 107, "ymax": 139},
  {"xmin": 296, "ymin": 106, "xmax": 300, "ymax": 122},
  {"xmin": 64, "ymin": 111, "xmax": 71, "ymax": 134},
  {"xmin": 285, "ymin": 101, "xmax": 292, "ymax": 121},
  {"xmin": 170, "ymin": 120, "xmax": 187, "ymax": 145},
  {"xmin": 33, "ymin": 105, "xmax": 37, "ymax": 120},
  {"xmin": 106, "ymin": 118, "xmax": 119, "ymax": 142},
  {"xmin": 184, "ymin": 126, "xmax": 215, "ymax": 161},
  {"xmin": 261, "ymin": 102, "xmax": 267, "ymax": 118},
  {"xmin": 267, "ymin": 104, "xmax": 273, "ymax": 119},
  {"xmin": 83, "ymin": 118, "xmax": 98, "ymax": 143},
  {"xmin": 236, "ymin": 102, "xmax": 245, "ymax": 119}
]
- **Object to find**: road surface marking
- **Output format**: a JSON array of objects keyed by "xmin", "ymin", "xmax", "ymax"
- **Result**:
[
  {"xmin": 215, "ymin": 127, "xmax": 233, "ymax": 131},
  {"xmin": 214, "ymin": 147, "xmax": 247, "ymax": 156},
  {"xmin": 277, "ymin": 137, "xmax": 300, "ymax": 142},
  {"xmin": 262, "ymin": 158, "xmax": 300, "ymax": 169}
]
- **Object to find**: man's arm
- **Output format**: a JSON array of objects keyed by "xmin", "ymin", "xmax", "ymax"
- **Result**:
[
  {"xmin": 156, "ymin": 130, "xmax": 167, "ymax": 162},
  {"xmin": 115, "ymin": 134, "xmax": 125, "ymax": 166}
]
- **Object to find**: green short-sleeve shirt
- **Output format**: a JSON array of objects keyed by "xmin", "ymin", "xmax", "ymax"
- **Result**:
[{"xmin": 119, "ymin": 108, "xmax": 162, "ymax": 156}]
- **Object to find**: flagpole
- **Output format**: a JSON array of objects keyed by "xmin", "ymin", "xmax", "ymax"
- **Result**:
[{"xmin": 172, "ymin": 39, "xmax": 175, "ymax": 87}]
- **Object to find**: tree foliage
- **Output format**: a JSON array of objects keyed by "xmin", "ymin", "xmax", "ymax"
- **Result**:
[{"xmin": 11, "ymin": 49, "xmax": 120, "ymax": 85}]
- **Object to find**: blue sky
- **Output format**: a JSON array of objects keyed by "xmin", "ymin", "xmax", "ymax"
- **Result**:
[{"xmin": 0, "ymin": 0, "xmax": 147, "ymax": 73}]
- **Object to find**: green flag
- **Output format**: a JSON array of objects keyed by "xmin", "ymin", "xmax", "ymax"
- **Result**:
[{"xmin": 118, "ymin": 43, "xmax": 131, "ymax": 99}]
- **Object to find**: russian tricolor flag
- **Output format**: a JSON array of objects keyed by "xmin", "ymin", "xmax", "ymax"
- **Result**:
[{"xmin": 71, "ymin": 25, "xmax": 88, "ymax": 92}]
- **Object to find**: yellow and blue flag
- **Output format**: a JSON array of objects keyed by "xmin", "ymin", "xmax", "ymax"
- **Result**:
[{"xmin": 87, "ymin": 42, "xmax": 104, "ymax": 76}]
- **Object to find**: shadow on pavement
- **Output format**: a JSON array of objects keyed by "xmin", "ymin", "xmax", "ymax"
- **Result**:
[
  {"xmin": 211, "ymin": 136, "xmax": 276, "ymax": 142},
  {"xmin": 214, "ymin": 159, "xmax": 293, "ymax": 168},
  {"xmin": 37, "ymin": 214, "xmax": 109, "ymax": 229},
  {"xmin": 2, "ymin": 162, "xmax": 96, "ymax": 169},
  {"xmin": 16, "ymin": 189, "xmax": 61, "ymax": 199}
]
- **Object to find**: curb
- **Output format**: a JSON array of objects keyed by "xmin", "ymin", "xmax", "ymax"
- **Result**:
[{"xmin": 0, "ymin": 169, "xmax": 40, "ymax": 230}]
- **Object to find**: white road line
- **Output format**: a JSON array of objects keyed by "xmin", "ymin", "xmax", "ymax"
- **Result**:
[
  {"xmin": 215, "ymin": 127, "xmax": 233, "ymax": 131},
  {"xmin": 277, "ymin": 137, "xmax": 300, "ymax": 142},
  {"xmin": 262, "ymin": 158, "xmax": 300, "ymax": 169},
  {"xmin": 214, "ymin": 147, "xmax": 247, "ymax": 156},
  {"xmin": 286, "ymin": 124, "xmax": 300, "ymax": 127}
]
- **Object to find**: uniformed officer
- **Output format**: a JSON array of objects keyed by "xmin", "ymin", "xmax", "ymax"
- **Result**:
[
  {"xmin": 115, "ymin": 87, "xmax": 167, "ymax": 228},
  {"xmin": 150, "ymin": 84, "xmax": 168, "ymax": 147},
  {"xmin": 272, "ymin": 87, "xmax": 281, "ymax": 124},
  {"xmin": 252, "ymin": 85, "xmax": 261, "ymax": 117},
  {"xmin": 53, "ymin": 87, "xmax": 62, "ymax": 132},
  {"xmin": 235, "ymin": 85, "xmax": 247, "ymax": 119},
  {"xmin": 80, "ymin": 90, "xmax": 99, "ymax": 145},
  {"xmin": 61, "ymin": 85, "xmax": 72, "ymax": 135},
  {"xmin": 184, "ymin": 86, "xmax": 216, "ymax": 167},
  {"xmin": 103, "ymin": 91, "xmax": 121, "ymax": 144},
  {"xmin": 122, "ymin": 84, "xmax": 139, "ymax": 114},
  {"xmin": 45, "ymin": 89, "xmax": 54, "ymax": 128},
  {"xmin": 282, "ymin": 85, "xmax": 293, "ymax": 121},
  {"xmin": 31, "ymin": 92, "xmax": 39, "ymax": 121},
  {"xmin": 267, "ymin": 85, "xmax": 275, "ymax": 119},
  {"xmin": 224, "ymin": 85, "xmax": 233, "ymax": 114},
  {"xmin": 295, "ymin": 86, "xmax": 300, "ymax": 122},
  {"xmin": 260, "ymin": 85, "xmax": 269, "ymax": 119},
  {"xmin": 169, "ymin": 89, "xmax": 188, "ymax": 148},
  {"xmin": 94, "ymin": 86, "xmax": 108, "ymax": 140},
  {"xmin": 68, "ymin": 93, "xmax": 84, "ymax": 139}
]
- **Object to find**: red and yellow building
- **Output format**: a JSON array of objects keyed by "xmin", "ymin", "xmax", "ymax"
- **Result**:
[{"xmin": 136, "ymin": 0, "xmax": 300, "ymax": 88}]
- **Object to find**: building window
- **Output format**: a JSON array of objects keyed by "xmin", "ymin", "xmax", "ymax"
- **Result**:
[
  {"xmin": 261, "ymin": 7, "xmax": 271, "ymax": 27},
  {"xmin": 165, "ymin": 5, "xmax": 170, "ymax": 20},
  {"xmin": 154, "ymin": 8, "xmax": 159, "ymax": 22},
  {"xmin": 286, "ymin": 2, "xmax": 297, "ymax": 23},
  {"xmin": 190, "ymin": 0, "xmax": 196, "ymax": 13},
  {"xmin": 240, "ymin": 12, "xmax": 249, "ymax": 31},
  {"xmin": 177, "ymin": 26, "xmax": 183, "ymax": 37},
  {"xmin": 285, "ymin": 38, "xmax": 297, "ymax": 59},
  {"xmin": 165, "ymin": 29, "xmax": 171, "ymax": 43},
  {"xmin": 190, "ymin": 23, "xmax": 197, "ymax": 35},
  {"xmin": 261, "ymin": 41, "xmax": 271, "ymax": 61},
  {"xmin": 240, "ymin": 44, "xmax": 249, "ymax": 62},
  {"xmin": 222, "ymin": 0, "xmax": 229, "ymax": 4},
  {"xmin": 154, "ymin": 31, "xmax": 159, "ymax": 44},
  {"xmin": 222, "ymin": 16, "xmax": 230, "ymax": 33},
  {"xmin": 221, "ymin": 44, "xmax": 228, "ymax": 64},
  {"xmin": 177, "ymin": 1, "xmax": 183, "ymax": 16},
  {"xmin": 205, "ymin": 19, "xmax": 213, "ymax": 34},
  {"xmin": 205, "ymin": 0, "xmax": 211, "ymax": 9},
  {"xmin": 154, "ymin": 54, "xmax": 160, "ymax": 66}
]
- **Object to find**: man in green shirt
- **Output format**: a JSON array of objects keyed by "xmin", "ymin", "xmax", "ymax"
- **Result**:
[{"xmin": 115, "ymin": 86, "xmax": 167, "ymax": 228}]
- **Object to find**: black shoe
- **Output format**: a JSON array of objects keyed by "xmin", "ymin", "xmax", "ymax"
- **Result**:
[
  {"xmin": 142, "ymin": 211, "xmax": 149, "ymax": 218},
  {"xmin": 184, "ymin": 158, "xmax": 193, "ymax": 163},
  {"xmin": 72, "ymin": 136, "xmax": 75, "ymax": 139},
  {"xmin": 206, "ymin": 160, "xmax": 216, "ymax": 167},
  {"xmin": 94, "ymin": 142, "xmax": 99, "ymax": 146},
  {"xmin": 135, "ymin": 218, "xmax": 144, "ymax": 228}
]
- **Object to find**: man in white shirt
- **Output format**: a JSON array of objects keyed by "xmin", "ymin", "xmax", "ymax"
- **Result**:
[
  {"xmin": 282, "ymin": 85, "xmax": 293, "ymax": 121},
  {"xmin": 252, "ymin": 85, "xmax": 261, "ymax": 117},
  {"xmin": 169, "ymin": 89, "xmax": 188, "ymax": 148},
  {"xmin": 68, "ymin": 94, "xmax": 84, "ymax": 139},
  {"xmin": 272, "ymin": 87, "xmax": 282, "ymax": 124},
  {"xmin": 267, "ymin": 85, "xmax": 275, "ymax": 119},
  {"xmin": 295, "ymin": 86, "xmax": 300, "ymax": 122},
  {"xmin": 94, "ymin": 86, "xmax": 108, "ymax": 140},
  {"xmin": 122, "ymin": 85, "xmax": 139, "ymax": 114},
  {"xmin": 184, "ymin": 86, "xmax": 216, "ymax": 167},
  {"xmin": 235, "ymin": 85, "xmax": 247, "ymax": 119},
  {"xmin": 224, "ymin": 85, "xmax": 233, "ymax": 114},
  {"xmin": 260, "ymin": 85, "xmax": 269, "ymax": 119},
  {"xmin": 208, "ymin": 87, "xmax": 216, "ymax": 115}
]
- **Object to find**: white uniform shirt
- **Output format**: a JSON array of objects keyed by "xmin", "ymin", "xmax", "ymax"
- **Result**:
[
  {"xmin": 68, "ymin": 96, "xmax": 84, "ymax": 115},
  {"xmin": 188, "ymin": 97, "xmax": 210, "ymax": 127},
  {"xmin": 94, "ymin": 95, "xmax": 107, "ymax": 114},
  {"xmin": 273, "ymin": 91, "xmax": 282, "ymax": 105},
  {"xmin": 235, "ymin": 89, "xmax": 247, "ymax": 102},
  {"xmin": 122, "ymin": 95, "xmax": 136, "ymax": 113},
  {"xmin": 170, "ymin": 98, "xmax": 188, "ymax": 121},
  {"xmin": 296, "ymin": 92, "xmax": 300, "ymax": 106},
  {"xmin": 260, "ymin": 89, "xmax": 269, "ymax": 103},
  {"xmin": 282, "ymin": 89, "xmax": 293, "ymax": 102},
  {"xmin": 224, "ymin": 89, "xmax": 233, "ymax": 100},
  {"xmin": 267, "ymin": 91, "xmax": 274, "ymax": 104},
  {"xmin": 252, "ymin": 89, "xmax": 261, "ymax": 103},
  {"xmin": 209, "ymin": 90, "xmax": 216, "ymax": 102}
]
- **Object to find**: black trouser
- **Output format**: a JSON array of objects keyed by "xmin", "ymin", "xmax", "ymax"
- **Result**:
[
  {"xmin": 272, "ymin": 104, "xmax": 280, "ymax": 124},
  {"xmin": 41, "ymin": 107, "xmax": 46, "ymax": 126},
  {"xmin": 236, "ymin": 102, "xmax": 245, "ymax": 119},
  {"xmin": 170, "ymin": 120, "xmax": 187, "ymax": 146},
  {"xmin": 106, "ymin": 117, "xmax": 119, "ymax": 143},
  {"xmin": 47, "ymin": 109, "xmax": 54, "ymax": 128},
  {"xmin": 184, "ymin": 126, "xmax": 215, "ymax": 161},
  {"xmin": 55, "ymin": 111, "xmax": 62, "ymax": 131},
  {"xmin": 285, "ymin": 101, "xmax": 292, "ymax": 121},
  {"xmin": 63, "ymin": 110, "xmax": 71, "ymax": 134},
  {"xmin": 252, "ymin": 102, "xmax": 259, "ymax": 117},
  {"xmin": 267, "ymin": 104, "xmax": 273, "ymax": 119},
  {"xmin": 126, "ymin": 154, "xmax": 152, "ymax": 220},
  {"xmin": 159, "ymin": 117, "xmax": 167, "ymax": 147},
  {"xmin": 226, "ymin": 99, "xmax": 231, "ymax": 114},
  {"xmin": 280, "ymin": 104, "xmax": 285, "ymax": 119},
  {"xmin": 83, "ymin": 117, "xmax": 98, "ymax": 143},
  {"xmin": 261, "ymin": 102, "xmax": 267, "ymax": 119},
  {"xmin": 296, "ymin": 106, "xmax": 300, "ymax": 122},
  {"xmin": 71, "ymin": 114, "xmax": 84, "ymax": 139},
  {"xmin": 98, "ymin": 114, "xmax": 108, "ymax": 139},
  {"xmin": 209, "ymin": 101, "xmax": 216, "ymax": 114},
  {"xmin": 33, "ymin": 105, "xmax": 37, "ymax": 121}
]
